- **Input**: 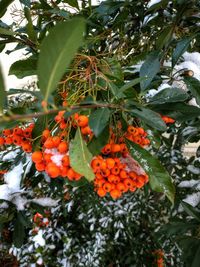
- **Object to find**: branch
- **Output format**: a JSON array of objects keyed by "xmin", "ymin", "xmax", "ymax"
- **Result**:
[{"xmin": 0, "ymin": 103, "xmax": 121, "ymax": 122}]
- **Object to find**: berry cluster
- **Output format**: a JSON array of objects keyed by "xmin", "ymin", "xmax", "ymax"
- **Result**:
[
  {"xmin": 0, "ymin": 124, "xmax": 34, "ymax": 153},
  {"xmin": 92, "ymin": 156, "xmax": 149, "ymax": 199},
  {"xmin": 101, "ymin": 125, "xmax": 150, "ymax": 156},
  {"xmin": 32, "ymin": 131, "xmax": 82, "ymax": 180},
  {"xmin": 55, "ymin": 111, "xmax": 92, "ymax": 136}
]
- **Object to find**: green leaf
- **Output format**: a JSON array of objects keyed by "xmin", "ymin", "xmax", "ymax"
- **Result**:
[
  {"xmin": 0, "ymin": 64, "xmax": 6, "ymax": 112},
  {"xmin": 0, "ymin": 27, "xmax": 16, "ymax": 36},
  {"xmin": 181, "ymin": 201, "xmax": 200, "ymax": 222},
  {"xmin": 38, "ymin": 18, "xmax": 85, "ymax": 101},
  {"xmin": 116, "ymin": 77, "xmax": 146, "ymax": 99},
  {"xmin": 89, "ymin": 108, "xmax": 111, "ymax": 137},
  {"xmin": 69, "ymin": 128, "xmax": 95, "ymax": 182},
  {"xmin": 172, "ymin": 38, "xmax": 191, "ymax": 67},
  {"xmin": 126, "ymin": 140, "xmax": 175, "ymax": 203},
  {"xmin": 13, "ymin": 212, "xmax": 26, "ymax": 248},
  {"xmin": 130, "ymin": 107, "xmax": 167, "ymax": 131},
  {"xmin": 9, "ymin": 57, "xmax": 37, "ymax": 78},
  {"xmin": 31, "ymin": 115, "xmax": 48, "ymax": 150},
  {"xmin": 24, "ymin": 7, "xmax": 37, "ymax": 42},
  {"xmin": 88, "ymin": 125, "xmax": 109, "ymax": 156},
  {"xmin": 153, "ymin": 102, "xmax": 200, "ymax": 121},
  {"xmin": 0, "ymin": 0, "xmax": 15, "ymax": 18},
  {"xmin": 148, "ymin": 88, "xmax": 188, "ymax": 105},
  {"xmin": 184, "ymin": 77, "xmax": 200, "ymax": 106},
  {"xmin": 140, "ymin": 51, "xmax": 160, "ymax": 91},
  {"xmin": 156, "ymin": 26, "xmax": 173, "ymax": 50}
]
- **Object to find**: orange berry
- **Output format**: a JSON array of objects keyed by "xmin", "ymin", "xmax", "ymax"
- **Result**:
[
  {"xmin": 111, "ymin": 144, "xmax": 121, "ymax": 153},
  {"xmin": 43, "ymin": 153, "xmax": 52, "ymax": 163},
  {"xmin": 52, "ymin": 136, "xmax": 61, "ymax": 147},
  {"xmin": 44, "ymin": 137, "xmax": 55, "ymax": 149},
  {"xmin": 13, "ymin": 127, "xmax": 23, "ymax": 135},
  {"xmin": 123, "ymin": 178, "xmax": 134, "ymax": 188},
  {"xmin": 23, "ymin": 128, "xmax": 32, "ymax": 138},
  {"xmin": 106, "ymin": 158, "xmax": 115, "ymax": 169},
  {"xmin": 102, "ymin": 144, "xmax": 111, "ymax": 155},
  {"xmin": 110, "ymin": 189, "xmax": 121, "ymax": 199},
  {"xmin": 111, "ymin": 166, "xmax": 120, "ymax": 175},
  {"xmin": 127, "ymin": 126, "xmax": 139, "ymax": 136},
  {"xmin": 58, "ymin": 141, "xmax": 68, "ymax": 153},
  {"xmin": 77, "ymin": 115, "xmax": 88, "ymax": 127},
  {"xmin": 95, "ymin": 172, "xmax": 103, "ymax": 180},
  {"xmin": 81, "ymin": 126, "xmax": 92, "ymax": 135},
  {"xmin": 74, "ymin": 113, "xmax": 79, "ymax": 120},
  {"xmin": 74, "ymin": 171, "xmax": 82, "ymax": 180},
  {"xmin": 67, "ymin": 168, "xmax": 76, "ymax": 180},
  {"xmin": 0, "ymin": 137, "xmax": 5, "ymax": 145},
  {"xmin": 62, "ymin": 100, "xmax": 68, "ymax": 107},
  {"xmin": 42, "ymin": 129, "xmax": 50, "ymax": 139},
  {"xmin": 22, "ymin": 142, "xmax": 32, "ymax": 153},
  {"xmin": 58, "ymin": 111, "xmax": 65, "ymax": 117},
  {"xmin": 101, "ymin": 168, "xmax": 110, "ymax": 177},
  {"xmin": 116, "ymin": 182, "xmax": 126, "ymax": 192},
  {"xmin": 129, "ymin": 171, "xmax": 137, "ymax": 179},
  {"xmin": 59, "ymin": 121, "xmax": 67, "ymax": 130},
  {"xmin": 137, "ymin": 127, "xmax": 145, "ymax": 135},
  {"xmin": 41, "ymin": 100, "xmax": 48, "ymax": 108},
  {"xmin": 3, "ymin": 129, "xmax": 12, "ymax": 136},
  {"xmin": 32, "ymin": 151, "xmax": 43, "ymax": 163},
  {"xmin": 61, "ymin": 166, "xmax": 69, "ymax": 177},
  {"xmin": 108, "ymin": 174, "xmax": 117, "ymax": 183},
  {"xmin": 94, "ymin": 178, "xmax": 106, "ymax": 188},
  {"xmin": 120, "ymin": 144, "xmax": 128, "ymax": 153},
  {"xmin": 119, "ymin": 170, "xmax": 127, "ymax": 179},
  {"xmin": 35, "ymin": 162, "xmax": 46, "ymax": 172},
  {"xmin": 46, "ymin": 162, "xmax": 60, "ymax": 178},
  {"xmin": 55, "ymin": 115, "xmax": 62, "ymax": 123},
  {"xmin": 97, "ymin": 187, "xmax": 106, "ymax": 197},
  {"xmin": 62, "ymin": 155, "xmax": 70, "ymax": 167},
  {"xmin": 91, "ymin": 158, "xmax": 102, "ymax": 170},
  {"xmin": 103, "ymin": 182, "xmax": 112, "ymax": 192},
  {"xmin": 4, "ymin": 136, "xmax": 13, "ymax": 145},
  {"xmin": 12, "ymin": 135, "xmax": 22, "ymax": 146}
]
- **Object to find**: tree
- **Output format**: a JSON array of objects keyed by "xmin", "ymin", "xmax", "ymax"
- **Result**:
[{"xmin": 0, "ymin": 0, "xmax": 200, "ymax": 266}]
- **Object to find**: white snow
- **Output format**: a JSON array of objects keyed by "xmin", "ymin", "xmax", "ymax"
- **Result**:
[
  {"xmin": 33, "ymin": 230, "xmax": 46, "ymax": 247},
  {"xmin": 4, "ymin": 162, "xmax": 23, "ymax": 190},
  {"xmin": 2, "ymin": 149, "xmax": 20, "ymax": 161},
  {"xmin": 147, "ymin": 0, "xmax": 161, "ymax": 8},
  {"xmin": 183, "ymin": 52, "xmax": 200, "ymax": 67},
  {"xmin": 31, "ymin": 197, "xmax": 58, "ymax": 207},
  {"xmin": 182, "ymin": 192, "xmax": 200, "ymax": 207}
]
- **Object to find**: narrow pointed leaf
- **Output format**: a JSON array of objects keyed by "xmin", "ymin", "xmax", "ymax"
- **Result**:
[
  {"xmin": 140, "ymin": 52, "xmax": 160, "ymax": 91},
  {"xmin": 126, "ymin": 140, "xmax": 175, "ymax": 203},
  {"xmin": 0, "ymin": 64, "xmax": 6, "ymax": 112},
  {"xmin": 172, "ymin": 38, "xmax": 191, "ymax": 67},
  {"xmin": 38, "ymin": 18, "xmax": 85, "ymax": 101},
  {"xmin": 184, "ymin": 77, "xmax": 200, "ymax": 106},
  {"xmin": 89, "ymin": 108, "xmax": 111, "ymax": 137},
  {"xmin": 148, "ymin": 87, "xmax": 188, "ymax": 105},
  {"xmin": 69, "ymin": 128, "xmax": 95, "ymax": 181},
  {"xmin": 130, "ymin": 107, "xmax": 167, "ymax": 131}
]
